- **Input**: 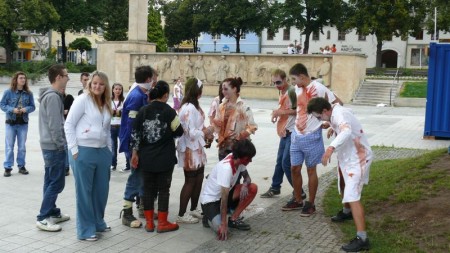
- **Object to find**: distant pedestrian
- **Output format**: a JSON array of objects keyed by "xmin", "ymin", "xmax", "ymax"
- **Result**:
[
  {"xmin": 173, "ymin": 78, "xmax": 183, "ymax": 112},
  {"xmin": 307, "ymin": 97, "xmax": 372, "ymax": 252},
  {"xmin": 0, "ymin": 71, "xmax": 36, "ymax": 177},
  {"xmin": 110, "ymin": 82, "xmax": 125, "ymax": 171},
  {"xmin": 287, "ymin": 43, "xmax": 295, "ymax": 54},
  {"xmin": 331, "ymin": 44, "xmax": 337, "ymax": 53},
  {"xmin": 130, "ymin": 80, "xmax": 184, "ymax": 233},
  {"xmin": 65, "ymin": 71, "xmax": 113, "ymax": 241},
  {"xmin": 62, "ymin": 87, "xmax": 74, "ymax": 176},
  {"xmin": 36, "ymin": 64, "xmax": 71, "ymax": 232},
  {"xmin": 78, "ymin": 72, "xmax": 90, "ymax": 95}
]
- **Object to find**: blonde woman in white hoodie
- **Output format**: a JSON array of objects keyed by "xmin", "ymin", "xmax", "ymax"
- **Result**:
[{"xmin": 64, "ymin": 71, "xmax": 112, "ymax": 241}]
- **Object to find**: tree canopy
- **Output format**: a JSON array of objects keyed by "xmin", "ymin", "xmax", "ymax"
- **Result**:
[
  {"xmin": 102, "ymin": 0, "xmax": 128, "ymax": 41},
  {"xmin": 0, "ymin": 0, "xmax": 59, "ymax": 63},
  {"xmin": 345, "ymin": 0, "xmax": 427, "ymax": 67},
  {"xmin": 148, "ymin": 1, "xmax": 168, "ymax": 52},
  {"xmin": 69, "ymin": 37, "xmax": 92, "ymax": 54}
]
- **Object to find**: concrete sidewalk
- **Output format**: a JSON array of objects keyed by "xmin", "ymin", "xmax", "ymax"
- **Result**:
[{"xmin": 0, "ymin": 74, "xmax": 448, "ymax": 252}]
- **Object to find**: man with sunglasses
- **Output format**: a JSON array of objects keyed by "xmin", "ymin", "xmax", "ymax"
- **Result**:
[
  {"xmin": 261, "ymin": 69, "xmax": 306, "ymax": 207},
  {"xmin": 307, "ymin": 97, "xmax": 372, "ymax": 252}
]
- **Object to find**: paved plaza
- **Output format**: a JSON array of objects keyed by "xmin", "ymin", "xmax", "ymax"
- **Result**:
[{"xmin": 0, "ymin": 74, "xmax": 448, "ymax": 252}]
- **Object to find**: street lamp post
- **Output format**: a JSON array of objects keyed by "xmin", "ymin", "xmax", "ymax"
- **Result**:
[{"xmin": 213, "ymin": 38, "xmax": 217, "ymax": 53}]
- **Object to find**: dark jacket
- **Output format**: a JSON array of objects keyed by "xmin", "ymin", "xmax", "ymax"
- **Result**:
[{"xmin": 131, "ymin": 101, "xmax": 183, "ymax": 172}]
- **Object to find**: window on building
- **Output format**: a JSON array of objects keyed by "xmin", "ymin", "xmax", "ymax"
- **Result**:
[
  {"xmin": 312, "ymin": 31, "xmax": 320, "ymax": 41},
  {"xmin": 283, "ymin": 28, "xmax": 290, "ymax": 41},
  {"xmin": 240, "ymin": 33, "xmax": 246, "ymax": 40},
  {"xmin": 326, "ymin": 31, "xmax": 331, "ymax": 40},
  {"xmin": 410, "ymin": 47, "xmax": 428, "ymax": 66},
  {"xmin": 97, "ymin": 27, "xmax": 104, "ymax": 36},
  {"xmin": 358, "ymin": 34, "xmax": 366, "ymax": 41},
  {"xmin": 415, "ymin": 30, "xmax": 424, "ymax": 40},
  {"xmin": 267, "ymin": 29, "xmax": 275, "ymax": 40},
  {"xmin": 213, "ymin": 34, "xmax": 221, "ymax": 40},
  {"xmin": 86, "ymin": 26, "xmax": 92, "ymax": 35},
  {"xmin": 338, "ymin": 30, "xmax": 346, "ymax": 41}
]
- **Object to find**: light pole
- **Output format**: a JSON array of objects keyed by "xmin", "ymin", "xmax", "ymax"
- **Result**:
[{"xmin": 213, "ymin": 38, "xmax": 217, "ymax": 53}]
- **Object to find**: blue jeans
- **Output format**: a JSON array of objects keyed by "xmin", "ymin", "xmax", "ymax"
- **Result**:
[
  {"xmin": 271, "ymin": 132, "xmax": 293, "ymax": 191},
  {"xmin": 70, "ymin": 146, "xmax": 111, "ymax": 239},
  {"xmin": 111, "ymin": 126, "xmax": 126, "ymax": 167},
  {"xmin": 4, "ymin": 123, "xmax": 28, "ymax": 169},
  {"xmin": 124, "ymin": 164, "xmax": 143, "ymax": 202},
  {"xmin": 37, "ymin": 149, "xmax": 66, "ymax": 221}
]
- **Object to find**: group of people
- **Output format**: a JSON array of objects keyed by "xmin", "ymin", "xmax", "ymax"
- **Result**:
[
  {"xmin": 1, "ymin": 59, "xmax": 372, "ymax": 252},
  {"xmin": 320, "ymin": 44, "xmax": 337, "ymax": 54}
]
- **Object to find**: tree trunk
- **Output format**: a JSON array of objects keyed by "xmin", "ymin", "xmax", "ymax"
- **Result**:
[
  {"xmin": 61, "ymin": 30, "xmax": 67, "ymax": 63},
  {"xmin": 4, "ymin": 29, "xmax": 14, "ymax": 64},
  {"xmin": 235, "ymin": 34, "xmax": 240, "ymax": 53},
  {"xmin": 376, "ymin": 39, "xmax": 383, "ymax": 68},
  {"xmin": 303, "ymin": 29, "xmax": 311, "ymax": 54}
]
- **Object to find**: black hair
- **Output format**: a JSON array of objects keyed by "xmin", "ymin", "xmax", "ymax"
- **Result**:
[
  {"xmin": 223, "ymin": 77, "xmax": 243, "ymax": 94},
  {"xmin": 232, "ymin": 139, "xmax": 256, "ymax": 159},
  {"xmin": 307, "ymin": 97, "xmax": 332, "ymax": 114},
  {"xmin": 289, "ymin": 63, "xmax": 309, "ymax": 77},
  {"xmin": 149, "ymin": 80, "xmax": 170, "ymax": 100},
  {"xmin": 135, "ymin": 65, "xmax": 154, "ymax": 83}
]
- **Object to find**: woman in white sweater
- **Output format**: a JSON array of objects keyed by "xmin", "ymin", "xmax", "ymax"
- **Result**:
[{"xmin": 64, "ymin": 71, "xmax": 112, "ymax": 241}]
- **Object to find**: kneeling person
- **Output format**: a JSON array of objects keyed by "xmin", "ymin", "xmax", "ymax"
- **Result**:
[{"xmin": 200, "ymin": 139, "xmax": 258, "ymax": 240}]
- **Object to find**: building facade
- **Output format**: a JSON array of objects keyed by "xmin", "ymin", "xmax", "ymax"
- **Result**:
[
  {"xmin": 260, "ymin": 26, "xmax": 450, "ymax": 69},
  {"xmin": 197, "ymin": 32, "xmax": 260, "ymax": 54}
]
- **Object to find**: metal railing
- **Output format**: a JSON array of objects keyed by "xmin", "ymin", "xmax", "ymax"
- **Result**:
[{"xmin": 389, "ymin": 68, "xmax": 400, "ymax": 106}]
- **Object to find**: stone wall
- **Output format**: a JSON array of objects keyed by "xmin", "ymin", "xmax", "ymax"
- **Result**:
[{"xmin": 97, "ymin": 48, "xmax": 366, "ymax": 103}]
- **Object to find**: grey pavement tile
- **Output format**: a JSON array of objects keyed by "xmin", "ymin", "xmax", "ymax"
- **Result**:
[
  {"xmin": 12, "ymin": 247, "xmax": 48, "ymax": 253},
  {"xmin": 0, "ymin": 243, "xmax": 21, "ymax": 251},
  {"xmin": 153, "ymin": 239, "xmax": 198, "ymax": 253}
]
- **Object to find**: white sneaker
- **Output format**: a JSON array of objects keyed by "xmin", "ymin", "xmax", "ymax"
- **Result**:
[
  {"xmin": 50, "ymin": 214, "xmax": 70, "ymax": 224},
  {"xmin": 176, "ymin": 213, "xmax": 199, "ymax": 224},
  {"xmin": 190, "ymin": 208, "xmax": 203, "ymax": 219},
  {"xmin": 36, "ymin": 219, "xmax": 62, "ymax": 232}
]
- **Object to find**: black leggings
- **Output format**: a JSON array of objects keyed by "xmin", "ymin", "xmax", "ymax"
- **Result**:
[
  {"xmin": 141, "ymin": 169, "xmax": 173, "ymax": 212},
  {"xmin": 178, "ymin": 167, "xmax": 204, "ymax": 216}
]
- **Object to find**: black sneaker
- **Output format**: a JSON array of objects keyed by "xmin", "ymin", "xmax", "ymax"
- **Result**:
[
  {"xmin": 300, "ymin": 201, "xmax": 316, "ymax": 217},
  {"xmin": 260, "ymin": 187, "xmax": 280, "ymax": 198},
  {"xmin": 18, "ymin": 167, "xmax": 29, "ymax": 175},
  {"xmin": 4, "ymin": 169, "xmax": 12, "ymax": 177},
  {"xmin": 281, "ymin": 199, "xmax": 303, "ymax": 211},
  {"xmin": 65, "ymin": 167, "xmax": 70, "ymax": 176},
  {"xmin": 228, "ymin": 217, "xmax": 250, "ymax": 230},
  {"xmin": 342, "ymin": 236, "xmax": 370, "ymax": 252},
  {"xmin": 111, "ymin": 166, "xmax": 117, "ymax": 171},
  {"xmin": 331, "ymin": 210, "xmax": 353, "ymax": 222},
  {"xmin": 202, "ymin": 215, "xmax": 210, "ymax": 228},
  {"xmin": 301, "ymin": 188, "xmax": 307, "ymax": 200}
]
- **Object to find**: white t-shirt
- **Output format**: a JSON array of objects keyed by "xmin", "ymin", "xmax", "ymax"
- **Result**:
[
  {"xmin": 200, "ymin": 154, "xmax": 247, "ymax": 204},
  {"xmin": 111, "ymin": 100, "xmax": 123, "ymax": 125},
  {"xmin": 294, "ymin": 80, "xmax": 336, "ymax": 135}
]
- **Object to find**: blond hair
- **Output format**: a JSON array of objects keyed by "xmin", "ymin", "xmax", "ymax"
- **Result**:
[{"xmin": 88, "ymin": 71, "xmax": 112, "ymax": 114}]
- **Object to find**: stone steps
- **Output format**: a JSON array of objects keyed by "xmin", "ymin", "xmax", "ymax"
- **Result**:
[{"xmin": 352, "ymin": 81, "xmax": 400, "ymax": 106}]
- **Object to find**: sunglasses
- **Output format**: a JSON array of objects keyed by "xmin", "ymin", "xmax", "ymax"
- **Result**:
[{"xmin": 273, "ymin": 80, "xmax": 283, "ymax": 86}]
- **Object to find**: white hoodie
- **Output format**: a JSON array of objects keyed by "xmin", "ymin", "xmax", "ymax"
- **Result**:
[{"xmin": 64, "ymin": 93, "xmax": 112, "ymax": 155}]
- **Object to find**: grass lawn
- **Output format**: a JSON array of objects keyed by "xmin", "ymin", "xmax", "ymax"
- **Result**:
[
  {"xmin": 400, "ymin": 81, "xmax": 427, "ymax": 98},
  {"xmin": 323, "ymin": 148, "xmax": 450, "ymax": 253}
]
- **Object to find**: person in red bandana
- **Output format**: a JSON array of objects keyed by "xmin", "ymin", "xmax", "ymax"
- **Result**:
[{"xmin": 199, "ymin": 139, "xmax": 258, "ymax": 240}]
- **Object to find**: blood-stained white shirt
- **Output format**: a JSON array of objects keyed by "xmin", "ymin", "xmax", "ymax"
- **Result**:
[
  {"xmin": 294, "ymin": 80, "xmax": 336, "ymax": 135},
  {"xmin": 329, "ymin": 104, "xmax": 372, "ymax": 184}
]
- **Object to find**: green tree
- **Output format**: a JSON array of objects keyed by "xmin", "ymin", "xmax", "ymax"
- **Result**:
[
  {"xmin": 102, "ymin": 0, "xmax": 128, "ymax": 41},
  {"xmin": 425, "ymin": 0, "xmax": 450, "ymax": 35},
  {"xmin": 148, "ymin": 1, "xmax": 168, "ymax": 52},
  {"xmin": 278, "ymin": 0, "xmax": 346, "ymax": 54},
  {"xmin": 208, "ymin": 0, "xmax": 270, "ymax": 53},
  {"xmin": 69, "ymin": 37, "xmax": 92, "ymax": 63},
  {"xmin": 162, "ymin": 0, "xmax": 209, "ymax": 52},
  {"xmin": 0, "ymin": 0, "xmax": 59, "ymax": 64},
  {"xmin": 50, "ymin": 0, "xmax": 104, "ymax": 62},
  {"xmin": 345, "ymin": 0, "xmax": 427, "ymax": 67}
]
